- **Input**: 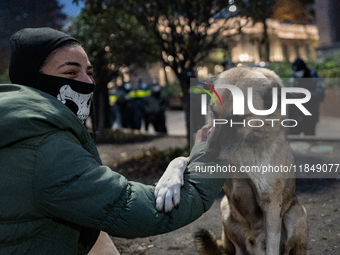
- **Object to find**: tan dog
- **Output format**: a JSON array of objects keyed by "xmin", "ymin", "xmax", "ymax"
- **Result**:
[{"xmin": 194, "ymin": 67, "xmax": 307, "ymax": 255}]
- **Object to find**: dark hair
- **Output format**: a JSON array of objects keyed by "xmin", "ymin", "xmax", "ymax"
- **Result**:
[{"xmin": 39, "ymin": 40, "xmax": 82, "ymax": 71}]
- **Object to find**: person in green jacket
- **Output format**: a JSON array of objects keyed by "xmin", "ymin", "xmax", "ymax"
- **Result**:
[{"xmin": 0, "ymin": 27, "xmax": 225, "ymax": 255}]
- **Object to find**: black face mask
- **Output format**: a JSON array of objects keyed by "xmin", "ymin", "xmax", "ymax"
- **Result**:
[{"xmin": 35, "ymin": 73, "xmax": 95, "ymax": 123}]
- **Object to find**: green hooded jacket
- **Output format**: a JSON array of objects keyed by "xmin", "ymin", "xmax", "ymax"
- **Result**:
[{"xmin": 0, "ymin": 84, "xmax": 225, "ymax": 254}]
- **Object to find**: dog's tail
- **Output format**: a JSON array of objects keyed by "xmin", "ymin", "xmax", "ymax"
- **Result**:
[{"xmin": 194, "ymin": 229, "xmax": 226, "ymax": 255}]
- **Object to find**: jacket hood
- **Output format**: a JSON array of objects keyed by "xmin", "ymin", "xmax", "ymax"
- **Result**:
[
  {"xmin": 0, "ymin": 84, "xmax": 90, "ymax": 150},
  {"xmin": 9, "ymin": 27, "xmax": 78, "ymax": 87}
]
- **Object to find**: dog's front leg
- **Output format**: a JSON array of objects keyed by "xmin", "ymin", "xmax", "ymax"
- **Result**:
[
  {"xmin": 263, "ymin": 199, "xmax": 283, "ymax": 255},
  {"xmin": 154, "ymin": 157, "xmax": 188, "ymax": 213}
]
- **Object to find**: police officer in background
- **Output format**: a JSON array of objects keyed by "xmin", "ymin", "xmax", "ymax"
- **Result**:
[
  {"xmin": 109, "ymin": 87, "xmax": 122, "ymax": 130},
  {"xmin": 144, "ymin": 79, "xmax": 169, "ymax": 133},
  {"xmin": 130, "ymin": 79, "xmax": 150, "ymax": 131},
  {"xmin": 288, "ymin": 58, "xmax": 325, "ymax": 135},
  {"xmin": 116, "ymin": 82, "xmax": 133, "ymax": 129}
]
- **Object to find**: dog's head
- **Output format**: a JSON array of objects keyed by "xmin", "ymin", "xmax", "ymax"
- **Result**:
[{"xmin": 205, "ymin": 67, "xmax": 284, "ymax": 160}]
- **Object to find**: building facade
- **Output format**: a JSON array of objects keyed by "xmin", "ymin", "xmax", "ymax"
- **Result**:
[
  {"xmin": 315, "ymin": 0, "xmax": 340, "ymax": 56},
  {"xmin": 227, "ymin": 18, "xmax": 319, "ymax": 64},
  {"xmin": 118, "ymin": 18, "xmax": 319, "ymax": 85}
]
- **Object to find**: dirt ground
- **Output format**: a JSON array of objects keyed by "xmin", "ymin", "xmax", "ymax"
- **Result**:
[{"xmin": 96, "ymin": 136, "xmax": 340, "ymax": 255}]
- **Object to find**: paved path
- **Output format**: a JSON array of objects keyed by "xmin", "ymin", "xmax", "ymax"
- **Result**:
[{"xmin": 315, "ymin": 116, "xmax": 340, "ymax": 139}]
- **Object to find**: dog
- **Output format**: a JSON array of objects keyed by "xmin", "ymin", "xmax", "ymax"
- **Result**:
[{"xmin": 155, "ymin": 67, "xmax": 308, "ymax": 255}]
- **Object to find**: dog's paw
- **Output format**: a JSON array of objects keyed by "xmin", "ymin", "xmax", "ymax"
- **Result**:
[{"xmin": 155, "ymin": 156, "xmax": 188, "ymax": 213}]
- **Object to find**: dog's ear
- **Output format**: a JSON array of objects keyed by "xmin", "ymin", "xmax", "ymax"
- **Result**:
[
  {"xmin": 263, "ymin": 80, "xmax": 282, "ymax": 109},
  {"xmin": 205, "ymin": 72, "xmax": 221, "ymax": 87}
]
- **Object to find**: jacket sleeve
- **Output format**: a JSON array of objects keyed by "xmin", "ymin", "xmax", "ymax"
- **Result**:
[{"xmin": 33, "ymin": 131, "xmax": 226, "ymax": 238}]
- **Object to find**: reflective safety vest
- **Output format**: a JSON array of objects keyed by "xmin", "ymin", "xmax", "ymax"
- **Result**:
[
  {"xmin": 109, "ymin": 94, "xmax": 117, "ymax": 103},
  {"xmin": 128, "ymin": 90, "xmax": 151, "ymax": 98}
]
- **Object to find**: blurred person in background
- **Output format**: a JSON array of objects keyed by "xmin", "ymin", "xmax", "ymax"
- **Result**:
[
  {"xmin": 109, "ymin": 87, "xmax": 122, "ymax": 130},
  {"xmin": 129, "ymin": 78, "xmax": 150, "ymax": 132},
  {"xmin": 144, "ymin": 79, "xmax": 169, "ymax": 134},
  {"xmin": 288, "ymin": 57, "xmax": 325, "ymax": 135},
  {"xmin": 116, "ymin": 82, "xmax": 134, "ymax": 130}
]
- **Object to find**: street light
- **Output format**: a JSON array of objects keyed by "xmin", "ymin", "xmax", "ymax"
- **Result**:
[{"xmin": 239, "ymin": 54, "xmax": 249, "ymax": 62}]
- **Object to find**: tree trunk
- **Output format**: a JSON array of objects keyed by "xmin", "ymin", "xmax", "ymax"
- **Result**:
[
  {"xmin": 93, "ymin": 84, "xmax": 111, "ymax": 138},
  {"xmin": 180, "ymin": 75, "xmax": 203, "ymax": 147},
  {"xmin": 181, "ymin": 79, "xmax": 191, "ymax": 145},
  {"xmin": 262, "ymin": 19, "xmax": 270, "ymax": 62}
]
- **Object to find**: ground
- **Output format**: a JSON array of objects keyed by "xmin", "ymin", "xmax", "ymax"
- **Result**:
[{"xmin": 96, "ymin": 136, "xmax": 340, "ymax": 255}]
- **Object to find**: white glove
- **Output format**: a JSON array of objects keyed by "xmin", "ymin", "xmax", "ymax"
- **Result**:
[{"xmin": 154, "ymin": 156, "xmax": 188, "ymax": 213}]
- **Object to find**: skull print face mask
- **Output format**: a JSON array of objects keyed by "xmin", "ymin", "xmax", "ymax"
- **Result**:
[{"xmin": 35, "ymin": 73, "xmax": 95, "ymax": 123}]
